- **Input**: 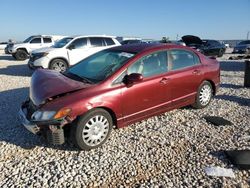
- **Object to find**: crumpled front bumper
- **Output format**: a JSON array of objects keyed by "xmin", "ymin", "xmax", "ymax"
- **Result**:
[
  {"xmin": 19, "ymin": 107, "xmax": 40, "ymax": 134},
  {"xmin": 19, "ymin": 100, "xmax": 65, "ymax": 135}
]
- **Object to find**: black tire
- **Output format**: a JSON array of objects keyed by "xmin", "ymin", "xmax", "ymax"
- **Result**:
[
  {"xmin": 218, "ymin": 49, "xmax": 224, "ymax": 57},
  {"xmin": 70, "ymin": 109, "xmax": 113, "ymax": 150},
  {"xmin": 192, "ymin": 81, "xmax": 213, "ymax": 109},
  {"xmin": 12, "ymin": 54, "xmax": 17, "ymax": 59},
  {"xmin": 49, "ymin": 59, "xmax": 68, "ymax": 72},
  {"xmin": 15, "ymin": 49, "xmax": 29, "ymax": 60}
]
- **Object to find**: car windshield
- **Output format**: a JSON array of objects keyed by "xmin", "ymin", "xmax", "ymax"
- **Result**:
[
  {"xmin": 23, "ymin": 36, "xmax": 35, "ymax": 43},
  {"xmin": 53, "ymin": 37, "xmax": 73, "ymax": 48},
  {"xmin": 65, "ymin": 50, "xmax": 136, "ymax": 83},
  {"xmin": 239, "ymin": 41, "xmax": 250, "ymax": 45}
]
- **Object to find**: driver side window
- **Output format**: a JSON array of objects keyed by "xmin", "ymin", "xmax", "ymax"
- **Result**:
[
  {"xmin": 127, "ymin": 51, "xmax": 168, "ymax": 78},
  {"xmin": 70, "ymin": 38, "xmax": 87, "ymax": 49},
  {"xmin": 30, "ymin": 38, "xmax": 41, "ymax": 44}
]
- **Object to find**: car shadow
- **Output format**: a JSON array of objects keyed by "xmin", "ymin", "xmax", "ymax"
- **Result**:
[
  {"xmin": 0, "ymin": 87, "xmax": 78, "ymax": 151},
  {"xmin": 209, "ymin": 150, "xmax": 231, "ymax": 165},
  {"xmin": 219, "ymin": 61, "xmax": 245, "ymax": 72},
  {"xmin": 0, "ymin": 54, "xmax": 16, "ymax": 61},
  {"xmin": 215, "ymin": 94, "xmax": 250, "ymax": 107},
  {"xmin": 0, "ymin": 64, "xmax": 33, "ymax": 77},
  {"xmin": 220, "ymin": 83, "xmax": 244, "ymax": 89}
]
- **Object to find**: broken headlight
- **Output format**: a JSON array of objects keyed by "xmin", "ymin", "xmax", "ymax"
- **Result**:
[{"xmin": 32, "ymin": 111, "xmax": 56, "ymax": 121}]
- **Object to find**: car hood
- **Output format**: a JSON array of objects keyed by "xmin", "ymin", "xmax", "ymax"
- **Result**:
[
  {"xmin": 32, "ymin": 47, "xmax": 56, "ymax": 53},
  {"xmin": 12, "ymin": 43, "xmax": 26, "ymax": 48},
  {"xmin": 182, "ymin": 35, "xmax": 203, "ymax": 45},
  {"xmin": 30, "ymin": 69, "xmax": 91, "ymax": 106}
]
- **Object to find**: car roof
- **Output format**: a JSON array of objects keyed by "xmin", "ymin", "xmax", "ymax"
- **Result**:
[
  {"xmin": 110, "ymin": 43, "xmax": 191, "ymax": 53},
  {"xmin": 72, "ymin": 35, "xmax": 117, "ymax": 39},
  {"xmin": 30, "ymin": 35, "xmax": 53, "ymax": 38}
]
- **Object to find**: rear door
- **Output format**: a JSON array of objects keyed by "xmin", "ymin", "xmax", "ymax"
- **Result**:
[
  {"xmin": 166, "ymin": 49, "xmax": 204, "ymax": 106},
  {"xmin": 88, "ymin": 37, "xmax": 108, "ymax": 55},
  {"xmin": 43, "ymin": 37, "xmax": 53, "ymax": 47}
]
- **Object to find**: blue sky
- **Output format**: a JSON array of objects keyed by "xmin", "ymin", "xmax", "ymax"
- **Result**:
[{"xmin": 0, "ymin": 0, "xmax": 249, "ymax": 41}]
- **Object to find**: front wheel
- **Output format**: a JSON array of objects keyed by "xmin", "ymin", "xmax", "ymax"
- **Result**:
[
  {"xmin": 71, "ymin": 109, "xmax": 113, "ymax": 150},
  {"xmin": 12, "ymin": 54, "xmax": 17, "ymax": 59},
  {"xmin": 49, "ymin": 59, "xmax": 68, "ymax": 72},
  {"xmin": 192, "ymin": 81, "xmax": 213, "ymax": 109},
  {"xmin": 15, "ymin": 49, "xmax": 29, "ymax": 60}
]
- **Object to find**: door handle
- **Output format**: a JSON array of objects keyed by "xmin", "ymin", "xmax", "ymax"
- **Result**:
[
  {"xmin": 159, "ymin": 77, "xmax": 170, "ymax": 84},
  {"xmin": 192, "ymin": 70, "xmax": 201, "ymax": 75}
]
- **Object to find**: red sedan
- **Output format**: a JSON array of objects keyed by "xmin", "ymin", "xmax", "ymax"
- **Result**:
[{"xmin": 19, "ymin": 43, "xmax": 220, "ymax": 150}]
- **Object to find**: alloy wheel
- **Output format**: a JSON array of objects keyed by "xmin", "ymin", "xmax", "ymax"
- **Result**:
[{"xmin": 51, "ymin": 61, "xmax": 67, "ymax": 72}]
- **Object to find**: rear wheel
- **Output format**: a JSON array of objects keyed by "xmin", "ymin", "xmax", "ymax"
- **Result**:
[
  {"xmin": 218, "ymin": 49, "xmax": 224, "ymax": 57},
  {"xmin": 49, "ymin": 59, "xmax": 68, "ymax": 72},
  {"xmin": 15, "ymin": 49, "xmax": 29, "ymax": 60},
  {"xmin": 71, "ymin": 109, "xmax": 113, "ymax": 150},
  {"xmin": 192, "ymin": 81, "xmax": 213, "ymax": 109}
]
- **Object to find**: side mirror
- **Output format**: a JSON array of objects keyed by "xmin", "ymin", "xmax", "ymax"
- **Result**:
[
  {"xmin": 123, "ymin": 73, "xmax": 143, "ymax": 85},
  {"xmin": 68, "ymin": 44, "xmax": 75, "ymax": 50}
]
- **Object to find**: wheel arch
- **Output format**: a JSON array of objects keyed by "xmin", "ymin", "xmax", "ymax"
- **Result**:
[
  {"xmin": 95, "ymin": 106, "xmax": 118, "ymax": 128},
  {"xmin": 17, "ymin": 48, "xmax": 28, "ymax": 54},
  {"xmin": 203, "ymin": 79, "xmax": 216, "ymax": 95},
  {"xmin": 76, "ymin": 106, "xmax": 118, "ymax": 129}
]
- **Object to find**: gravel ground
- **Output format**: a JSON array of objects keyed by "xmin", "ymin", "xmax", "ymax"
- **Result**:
[{"xmin": 0, "ymin": 51, "xmax": 249, "ymax": 187}]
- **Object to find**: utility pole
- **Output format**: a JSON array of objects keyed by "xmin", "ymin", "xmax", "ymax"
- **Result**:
[{"xmin": 247, "ymin": 31, "xmax": 250, "ymax": 40}]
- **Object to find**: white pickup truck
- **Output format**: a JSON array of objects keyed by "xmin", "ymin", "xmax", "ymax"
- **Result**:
[{"xmin": 5, "ymin": 35, "xmax": 64, "ymax": 60}]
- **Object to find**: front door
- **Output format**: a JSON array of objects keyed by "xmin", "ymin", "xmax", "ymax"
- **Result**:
[
  {"xmin": 67, "ymin": 38, "xmax": 89, "ymax": 65},
  {"xmin": 121, "ymin": 50, "xmax": 171, "ymax": 124}
]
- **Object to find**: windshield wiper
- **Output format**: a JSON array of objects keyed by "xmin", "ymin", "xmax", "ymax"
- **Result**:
[
  {"xmin": 62, "ymin": 72, "xmax": 94, "ymax": 84},
  {"xmin": 80, "ymin": 76, "xmax": 94, "ymax": 84}
]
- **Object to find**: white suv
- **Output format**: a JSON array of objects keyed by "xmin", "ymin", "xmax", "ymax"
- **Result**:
[
  {"xmin": 28, "ymin": 35, "xmax": 120, "ymax": 71},
  {"xmin": 6, "ymin": 35, "xmax": 59, "ymax": 60}
]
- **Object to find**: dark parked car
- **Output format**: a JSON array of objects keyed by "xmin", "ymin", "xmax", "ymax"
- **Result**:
[
  {"xmin": 182, "ymin": 35, "xmax": 226, "ymax": 57},
  {"xmin": 233, "ymin": 40, "xmax": 250, "ymax": 54},
  {"xmin": 120, "ymin": 39, "xmax": 142, "ymax": 45},
  {"xmin": 19, "ymin": 44, "xmax": 220, "ymax": 150}
]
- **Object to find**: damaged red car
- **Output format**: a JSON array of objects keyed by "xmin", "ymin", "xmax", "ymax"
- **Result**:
[{"xmin": 19, "ymin": 43, "xmax": 220, "ymax": 150}]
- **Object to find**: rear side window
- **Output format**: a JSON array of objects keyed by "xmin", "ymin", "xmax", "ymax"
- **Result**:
[
  {"xmin": 168, "ymin": 50, "xmax": 200, "ymax": 71},
  {"xmin": 70, "ymin": 38, "xmax": 87, "ymax": 49},
  {"xmin": 30, "ymin": 38, "xmax": 42, "ymax": 44},
  {"xmin": 89, "ymin": 37, "xmax": 105, "ymax": 47},
  {"xmin": 43, "ymin": 38, "xmax": 52, "ymax": 43},
  {"xmin": 104, "ymin": 38, "xmax": 115, "ymax": 46}
]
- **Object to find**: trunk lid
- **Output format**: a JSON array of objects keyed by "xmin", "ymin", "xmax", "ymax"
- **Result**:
[
  {"xmin": 30, "ymin": 69, "xmax": 91, "ymax": 106},
  {"xmin": 182, "ymin": 35, "xmax": 203, "ymax": 46}
]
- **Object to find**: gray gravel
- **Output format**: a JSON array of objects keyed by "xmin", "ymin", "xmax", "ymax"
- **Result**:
[{"xmin": 0, "ymin": 52, "xmax": 249, "ymax": 187}]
